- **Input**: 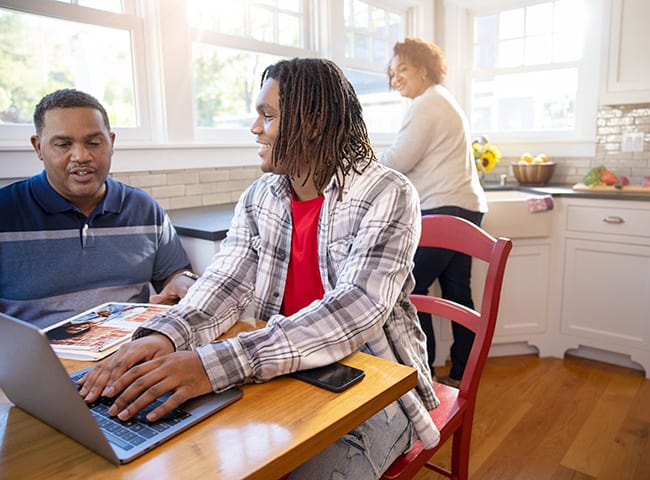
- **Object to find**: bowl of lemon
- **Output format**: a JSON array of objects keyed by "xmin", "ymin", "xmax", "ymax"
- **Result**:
[{"xmin": 511, "ymin": 153, "xmax": 556, "ymax": 186}]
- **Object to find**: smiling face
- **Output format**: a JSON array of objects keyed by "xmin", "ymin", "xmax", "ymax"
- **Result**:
[
  {"xmin": 388, "ymin": 54, "xmax": 433, "ymax": 99},
  {"xmin": 250, "ymin": 77, "xmax": 319, "ymax": 200},
  {"xmin": 251, "ymin": 78, "xmax": 283, "ymax": 175},
  {"xmin": 30, "ymin": 107, "xmax": 115, "ymax": 216}
]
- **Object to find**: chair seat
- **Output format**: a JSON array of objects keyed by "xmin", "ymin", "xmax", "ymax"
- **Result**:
[
  {"xmin": 382, "ymin": 382, "xmax": 467, "ymax": 480},
  {"xmin": 430, "ymin": 381, "xmax": 462, "ymax": 430}
]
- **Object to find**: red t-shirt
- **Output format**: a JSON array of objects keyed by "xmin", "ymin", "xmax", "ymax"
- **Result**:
[{"xmin": 282, "ymin": 193, "xmax": 325, "ymax": 316}]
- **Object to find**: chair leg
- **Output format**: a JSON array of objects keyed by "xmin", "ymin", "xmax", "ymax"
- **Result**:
[{"xmin": 450, "ymin": 414, "xmax": 473, "ymax": 480}]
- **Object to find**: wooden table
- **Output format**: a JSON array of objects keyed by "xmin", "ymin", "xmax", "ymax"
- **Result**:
[{"xmin": 0, "ymin": 320, "xmax": 418, "ymax": 479}]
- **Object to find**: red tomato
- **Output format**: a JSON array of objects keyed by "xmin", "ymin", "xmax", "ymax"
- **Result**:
[{"xmin": 600, "ymin": 170, "xmax": 618, "ymax": 186}]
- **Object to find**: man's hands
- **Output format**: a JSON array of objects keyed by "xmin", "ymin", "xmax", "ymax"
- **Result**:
[
  {"xmin": 150, "ymin": 270, "xmax": 198, "ymax": 304},
  {"xmin": 78, "ymin": 334, "xmax": 213, "ymax": 422}
]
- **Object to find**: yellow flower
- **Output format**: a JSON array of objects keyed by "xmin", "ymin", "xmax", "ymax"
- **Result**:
[{"xmin": 472, "ymin": 139, "xmax": 501, "ymax": 173}]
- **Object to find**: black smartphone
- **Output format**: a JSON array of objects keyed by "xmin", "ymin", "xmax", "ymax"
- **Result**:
[{"xmin": 291, "ymin": 362, "xmax": 365, "ymax": 393}]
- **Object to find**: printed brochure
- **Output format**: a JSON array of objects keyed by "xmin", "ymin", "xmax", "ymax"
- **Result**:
[{"xmin": 43, "ymin": 302, "xmax": 169, "ymax": 361}]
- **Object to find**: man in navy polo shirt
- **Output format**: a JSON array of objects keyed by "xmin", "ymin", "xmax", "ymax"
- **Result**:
[{"xmin": 0, "ymin": 89, "xmax": 196, "ymax": 328}]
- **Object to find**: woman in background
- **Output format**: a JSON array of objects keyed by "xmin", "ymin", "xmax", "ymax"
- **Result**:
[{"xmin": 379, "ymin": 37, "xmax": 488, "ymax": 387}]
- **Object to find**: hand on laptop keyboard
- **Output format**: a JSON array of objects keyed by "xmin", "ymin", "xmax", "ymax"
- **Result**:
[{"xmin": 76, "ymin": 334, "xmax": 213, "ymax": 423}]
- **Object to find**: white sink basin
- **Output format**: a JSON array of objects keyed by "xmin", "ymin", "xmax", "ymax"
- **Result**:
[
  {"xmin": 485, "ymin": 190, "xmax": 541, "ymax": 201},
  {"xmin": 483, "ymin": 190, "xmax": 552, "ymax": 238}
]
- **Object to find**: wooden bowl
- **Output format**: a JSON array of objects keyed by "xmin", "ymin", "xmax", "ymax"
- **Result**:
[{"xmin": 511, "ymin": 163, "xmax": 556, "ymax": 186}]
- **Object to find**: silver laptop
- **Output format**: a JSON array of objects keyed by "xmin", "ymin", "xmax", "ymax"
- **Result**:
[{"xmin": 0, "ymin": 312, "xmax": 243, "ymax": 465}]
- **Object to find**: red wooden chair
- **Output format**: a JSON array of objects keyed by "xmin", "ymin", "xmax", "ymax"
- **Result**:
[{"xmin": 381, "ymin": 214, "xmax": 512, "ymax": 480}]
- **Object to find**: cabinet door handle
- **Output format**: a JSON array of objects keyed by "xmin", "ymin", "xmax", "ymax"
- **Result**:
[{"xmin": 603, "ymin": 216, "xmax": 624, "ymax": 224}]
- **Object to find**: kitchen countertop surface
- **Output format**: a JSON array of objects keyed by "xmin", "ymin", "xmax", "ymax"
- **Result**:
[
  {"xmin": 484, "ymin": 182, "xmax": 650, "ymax": 201},
  {"xmin": 169, "ymin": 183, "xmax": 649, "ymax": 240},
  {"xmin": 168, "ymin": 202, "xmax": 237, "ymax": 241}
]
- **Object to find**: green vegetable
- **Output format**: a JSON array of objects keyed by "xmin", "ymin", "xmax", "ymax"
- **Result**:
[{"xmin": 582, "ymin": 166, "xmax": 606, "ymax": 187}]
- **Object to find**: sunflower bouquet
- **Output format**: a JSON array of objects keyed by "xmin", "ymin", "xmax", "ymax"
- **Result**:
[{"xmin": 472, "ymin": 136, "xmax": 501, "ymax": 173}]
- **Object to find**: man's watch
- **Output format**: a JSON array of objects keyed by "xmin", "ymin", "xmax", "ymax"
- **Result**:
[{"xmin": 179, "ymin": 270, "xmax": 199, "ymax": 281}]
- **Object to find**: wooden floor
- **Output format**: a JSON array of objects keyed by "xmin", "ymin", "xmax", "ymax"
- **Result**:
[{"xmin": 413, "ymin": 354, "xmax": 650, "ymax": 480}]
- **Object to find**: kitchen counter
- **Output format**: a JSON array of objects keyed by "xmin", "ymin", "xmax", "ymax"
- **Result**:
[
  {"xmin": 169, "ymin": 184, "xmax": 649, "ymax": 241},
  {"xmin": 168, "ymin": 203, "xmax": 237, "ymax": 241},
  {"xmin": 485, "ymin": 182, "xmax": 650, "ymax": 202}
]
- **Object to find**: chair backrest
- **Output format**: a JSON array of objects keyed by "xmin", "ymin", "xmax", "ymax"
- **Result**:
[
  {"xmin": 380, "ymin": 215, "xmax": 512, "ymax": 480},
  {"xmin": 412, "ymin": 214, "xmax": 512, "ymax": 400}
]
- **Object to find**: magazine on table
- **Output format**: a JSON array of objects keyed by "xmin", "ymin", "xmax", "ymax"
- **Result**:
[{"xmin": 43, "ymin": 302, "xmax": 170, "ymax": 361}]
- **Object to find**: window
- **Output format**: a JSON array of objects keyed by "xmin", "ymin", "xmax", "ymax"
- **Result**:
[
  {"xmin": 466, "ymin": 0, "xmax": 601, "ymax": 150},
  {"xmin": 0, "ymin": 0, "xmax": 424, "ymax": 147},
  {"xmin": 341, "ymin": 0, "xmax": 405, "ymax": 133},
  {"xmin": 188, "ymin": 0, "xmax": 304, "ymax": 48},
  {"xmin": 188, "ymin": 0, "xmax": 407, "ymax": 138},
  {"xmin": 0, "ymin": 0, "xmax": 147, "ymax": 143},
  {"xmin": 188, "ymin": 0, "xmax": 308, "ymax": 133},
  {"xmin": 192, "ymin": 45, "xmax": 285, "ymax": 129},
  {"xmin": 54, "ymin": 0, "xmax": 123, "ymax": 13},
  {"xmin": 344, "ymin": 0, "xmax": 402, "ymax": 64}
]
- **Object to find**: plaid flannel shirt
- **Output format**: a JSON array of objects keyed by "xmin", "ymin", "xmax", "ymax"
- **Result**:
[{"xmin": 136, "ymin": 160, "xmax": 440, "ymax": 448}]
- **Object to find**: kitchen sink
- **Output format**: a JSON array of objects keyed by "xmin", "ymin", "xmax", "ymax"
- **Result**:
[
  {"xmin": 484, "ymin": 190, "xmax": 542, "ymax": 201},
  {"xmin": 483, "ymin": 190, "xmax": 553, "ymax": 238}
]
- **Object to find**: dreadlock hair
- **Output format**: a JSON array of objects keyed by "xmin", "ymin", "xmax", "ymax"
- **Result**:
[
  {"xmin": 260, "ymin": 58, "xmax": 376, "ymax": 200},
  {"xmin": 33, "ymin": 88, "xmax": 111, "ymax": 136},
  {"xmin": 388, "ymin": 38, "xmax": 448, "ymax": 88}
]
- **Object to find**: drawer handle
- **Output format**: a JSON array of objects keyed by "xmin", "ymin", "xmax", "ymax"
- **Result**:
[{"xmin": 603, "ymin": 216, "xmax": 624, "ymax": 224}]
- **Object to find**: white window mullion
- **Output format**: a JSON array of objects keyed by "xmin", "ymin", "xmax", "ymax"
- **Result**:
[{"xmin": 464, "ymin": 0, "xmax": 601, "ymax": 157}]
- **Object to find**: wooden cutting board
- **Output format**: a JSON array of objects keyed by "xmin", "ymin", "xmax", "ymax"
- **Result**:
[{"xmin": 572, "ymin": 183, "xmax": 650, "ymax": 193}]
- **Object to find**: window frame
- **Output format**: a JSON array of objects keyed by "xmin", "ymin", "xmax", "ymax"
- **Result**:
[
  {"xmin": 0, "ymin": 0, "xmax": 433, "ymax": 152},
  {"xmin": 186, "ymin": 0, "xmax": 318, "ymax": 144},
  {"xmin": 0, "ymin": 0, "xmax": 153, "ymax": 146},
  {"xmin": 445, "ymin": 0, "xmax": 604, "ymax": 158},
  {"xmin": 330, "ymin": 0, "xmax": 434, "ymax": 146}
]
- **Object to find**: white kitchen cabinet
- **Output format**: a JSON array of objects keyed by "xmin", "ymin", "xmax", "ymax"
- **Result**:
[
  {"xmin": 431, "ymin": 192, "xmax": 554, "ymax": 366},
  {"xmin": 168, "ymin": 204, "xmax": 235, "ymax": 274},
  {"xmin": 479, "ymin": 198, "xmax": 554, "ymax": 355},
  {"xmin": 557, "ymin": 198, "xmax": 650, "ymax": 375},
  {"xmin": 488, "ymin": 242, "xmax": 551, "ymax": 338},
  {"xmin": 600, "ymin": 0, "xmax": 650, "ymax": 104},
  {"xmin": 433, "ymin": 241, "xmax": 553, "ymax": 366},
  {"xmin": 177, "ymin": 235, "xmax": 221, "ymax": 275}
]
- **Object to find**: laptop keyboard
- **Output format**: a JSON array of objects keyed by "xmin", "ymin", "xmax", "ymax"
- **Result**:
[{"xmin": 70, "ymin": 372, "xmax": 191, "ymax": 451}]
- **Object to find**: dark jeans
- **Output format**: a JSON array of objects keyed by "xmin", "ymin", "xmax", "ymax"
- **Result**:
[{"xmin": 413, "ymin": 206, "xmax": 484, "ymax": 380}]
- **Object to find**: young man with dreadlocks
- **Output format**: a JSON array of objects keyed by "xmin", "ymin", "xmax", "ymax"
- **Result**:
[{"xmin": 78, "ymin": 58, "xmax": 440, "ymax": 479}]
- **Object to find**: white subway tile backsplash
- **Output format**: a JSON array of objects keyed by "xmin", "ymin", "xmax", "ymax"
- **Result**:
[
  {"xmin": 199, "ymin": 170, "xmax": 231, "ymax": 183},
  {"xmin": 202, "ymin": 192, "xmax": 233, "ymax": 205},
  {"xmin": 594, "ymin": 103, "xmax": 650, "ymax": 184},
  {"xmin": 115, "ymin": 166, "xmax": 260, "ymax": 211},
  {"xmin": 186, "ymin": 183, "xmax": 220, "ymax": 195},
  {"xmin": 167, "ymin": 172, "xmax": 200, "ymax": 185},
  {"xmin": 118, "ymin": 173, "xmax": 167, "ymax": 188},
  {"xmin": 151, "ymin": 185, "xmax": 186, "ymax": 198},
  {"xmin": 170, "ymin": 195, "xmax": 203, "ymax": 210}
]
